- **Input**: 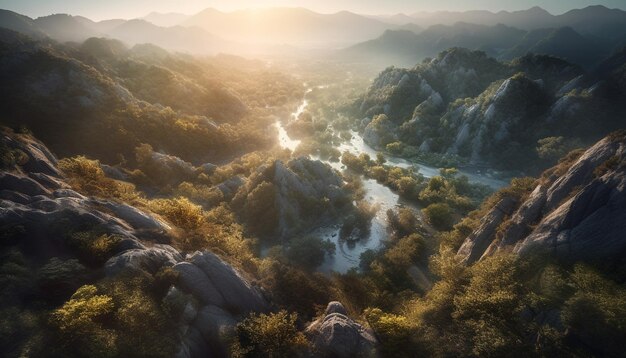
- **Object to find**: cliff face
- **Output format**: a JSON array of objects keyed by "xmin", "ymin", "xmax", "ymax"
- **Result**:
[
  {"xmin": 458, "ymin": 131, "xmax": 626, "ymax": 264},
  {"xmin": 356, "ymin": 48, "xmax": 624, "ymax": 170}
]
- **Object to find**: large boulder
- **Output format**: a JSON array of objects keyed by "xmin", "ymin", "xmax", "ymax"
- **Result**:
[
  {"xmin": 174, "ymin": 251, "xmax": 267, "ymax": 314},
  {"xmin": 306, "ymin": 302, "xmax": 378, "ymax": 358},
  {"xmin": 105, "ymin": 245, "xmax": 182, "ymax": 275},
  {"xmin": 174, "ymin": 252, "xmax": 269, "ymax": 357}
]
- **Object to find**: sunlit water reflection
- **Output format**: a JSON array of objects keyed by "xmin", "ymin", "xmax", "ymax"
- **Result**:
[{"xmin": 277, "ymin": 90, "xmax": 508, "ymax": 273}]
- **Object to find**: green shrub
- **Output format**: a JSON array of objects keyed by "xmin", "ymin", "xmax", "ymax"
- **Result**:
[
  {"xmin": 51, "ymin": 285, "xmax": 118, "ymax": 358},
  {"xmin": 234, "ymin": 310, "xmax": 308, "ymax": 357},
  {"xmin": 286, "ymin": 236, "xmax": 335, "ymax": 271},
  {"xmin": 59, "ymin": 156, "xmax": 141, "ymax": 203},
  {"xmin": 386, "ymin": 141, "xmax": 404, "ymax": 154},
  {"xmin": 423, "ymin": 203, "xmax": 454, "ymax": 231},
  {"xmin": 365, "ymin": 308, "xmax": 419, "ymax": 357},
  {"xmin": 561, "ymin": 265, "xmax": 626, "ymax": 356},
  {"xmin": 68, "ymin": 232, "xmax": 122, "ymax": 266},
  {"xmin": 149, "ymin": 197, "xmax": 205, "ymax": 231}
]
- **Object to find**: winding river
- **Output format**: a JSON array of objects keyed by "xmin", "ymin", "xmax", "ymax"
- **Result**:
[{"xmin": 277, "ymin": 89, "xmax": 508, "ymax": 273}]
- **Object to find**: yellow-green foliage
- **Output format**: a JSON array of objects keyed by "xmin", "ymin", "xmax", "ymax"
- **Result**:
[
  {"xmin": 259, "ymin": 260, "xmax": 332, "ymax": 319},
  {"xmin": 365, "ymin": 308, "xmax": 419, "ymax": 357},
  {"xmin": 58, "ymin": 156, "xmax": 141, "ymax": 203},
  {"xmin": 384, "ymin": 234, "xmax": 423, "ymax": 271},
  {"xmin": 561, "ymin": 265, "xmax": 626, "ymax": 353},
  {"xmin": 51, "ymin": 285, "xmax": 118, "ymax": 358},
  {"xmin": 149, "ymin": 197, "xmax": 205, "ymax": 231},
  {"xmin": 419, "ymin": 176, "xmax": 471, "ymax": 210},
  {"xmin": 175, "ymin": 182, "xmax": 224, "ymax": 207},
  {"xmin": 422, "ymin": 203, "xmax": 454, "ymax": 231},
  {"xmin": 0, "ymin": 142, "xmax": 29, "ymax": 169},
  {"xmin": 234, "ymin": 310, "xmax": 308, "ymax": 357},
  {"xmin": 149, "ymin": 197, "xmax": 257, "ymax": 269},
  {"xmin": 203, "ymin": 205, "xmax": 258, "ymax": 271},
  {"xmin": 242, "ymin": 181, "xmax": 278, "ymax": 236},
  {"xmin": 450, "ymin": 176, "xmax": 536, "ymax": 241},
  {"xmin": 386, "ymin": 141, "xmax": 404, "ymax": 154},
  {"xmin": 51, "ymin": 274, "xmax": 179, "ymax": 358},
  {"xmin": 102, "ymin": 275, "xmax": 178, "ymax": 357},
  {"xmin": 68, "ymin": 232, "xmax": 122, "ymax": 265},
  {"xmin": 210, "ymin": 152, "xmax": 273, "ymax": 185}
]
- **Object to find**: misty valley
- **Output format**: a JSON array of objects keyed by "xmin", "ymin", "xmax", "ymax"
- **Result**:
[{"xmin": 0, "ymin": 3, "xmax": 626, "ymax": 358}]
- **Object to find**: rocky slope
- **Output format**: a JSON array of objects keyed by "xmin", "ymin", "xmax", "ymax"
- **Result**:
[
  {"xmin": 0, "ymin": 29, "xmax": 301, "ymax": 167},
  {"xmin": 232, "ymin": 157, "xmax": 352, "ymax": 240},
  {"xmin": 355, "ymin": 48, "xmax": 625, "ymax": 171},
  {"xmin": 0, "ymin": 127, "xmax": 269, "ymax": 356},
  {"xmin": 457, "ymin": 131, "xmax": 626, "ymax": 265}
]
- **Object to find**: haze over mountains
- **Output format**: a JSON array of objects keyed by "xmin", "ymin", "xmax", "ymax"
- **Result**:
[
  {"xmin": 1, "ymin": 5, "xmax": 626, "ymax": 64},
  {"xmin": 2, "ymin": 2, "xmax": 626, "ymax": 357}
]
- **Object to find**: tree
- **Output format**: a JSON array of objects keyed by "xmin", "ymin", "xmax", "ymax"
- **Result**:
[
  {"xmin": 235, "ymin": 311, "xmax": 308, "ymax": 357},
  {"xmin": 51, "ymin": 285, "xmax": 118, "ymax": 358},
  {"xmin": 423, "ymin": 203, "xmax": 454, "ymax": 231},
  {"xmin": 286, "ymin": 236, "xmax": 335, "ymax": 271}
]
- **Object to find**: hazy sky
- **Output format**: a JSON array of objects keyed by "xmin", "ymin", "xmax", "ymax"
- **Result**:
[{"xmin": 2, "ymin": 0, "xmax": 625, "ymax": 20}]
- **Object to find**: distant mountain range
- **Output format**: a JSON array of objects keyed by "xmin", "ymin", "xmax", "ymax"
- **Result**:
[
  {"xmin": 180, "ymin": 7, "xmax": 397, "ymax": 47},
  {"xmin": 141, "ymin": 12, "xmax": 190, "ymax": 27},
  {"xmin": 0, "ymin": 9, "xmax": 226, "ymax": 54},
  {"xmin": 1, "ymin": 5, "xmax": 626, "ymax": 63},
  {"xmin": 341, "ymin": 17, "xmax": 626, "ymax": 69},
  {"xmin": 409, "ymin": 5, "xmax": 626, "ymax": 37}
]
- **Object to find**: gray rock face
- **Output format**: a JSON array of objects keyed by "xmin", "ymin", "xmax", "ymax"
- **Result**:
[
  {"xmin": 199, "ymin": 163, "xmax": 217, "ymax": 175},
  {"xmin": 105, "ymin": 245, "xmax": 182, "ymax": 275},
  {"xmin": 233, "ymin": 157, "xmax": 349, "ymax": 239},
  {"xmin": 174, "ymin": 251, "xmax": 269, "ymax": 357},
  {"xmin": 0, "ymin": 130, "xmax": 177, "ymax": 261},
  {"xmin": 217, "ymin": 175, "xmax": 245, "ymax": 199},
  {"xmin": 0, "ymin": 172, "xmax": 50, "ymax": 196},
  {"xmin": 457, "ymin": 196, "xmax": 518, "ymax": 264},
  {"xmin": 95, "ymin": 199, "xmax": 172, "ymax": 232},
  {"xmin": 457, "ymin": 131, "xmax": 626, "ymax": 264},
  {"xmin": 3, "ymin": 132, "xmax": 60, "ymax": 176},
  {"xmin": 325, "ymin": 301, "xmax": 348, "ymax": 316},
  {"xmin": 514, "ymin": 169, "xmax": 626, "ymax": 261},
  {"xmin": 363, "ymin": 114, "xmax": 397, "ymax": 149},
  {"xmin": 175, "ymin": 251, "xmax": 267, "ymax": 314},
  {"xmin": 101, "ymin": 164, "xmax": 128, "ymax": 181},
  {"xmin": 306, "ymin": 302, "xmax": 378, "ymax": 358},
  {"xmin": 190, "ymin": 305, "xmax": 237, "ymax": 357},
  {"xmin": 444, "ymin": 74, "xmax": 547, "ymax": 163}
]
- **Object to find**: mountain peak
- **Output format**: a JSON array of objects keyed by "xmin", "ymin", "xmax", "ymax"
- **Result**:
[{"xmin": 527, "ymin": 6, "xmax": 549, "ymax": 13}]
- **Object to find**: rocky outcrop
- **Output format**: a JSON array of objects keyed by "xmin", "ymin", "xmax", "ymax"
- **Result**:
[
  {"xmin": 174, "ymin": 251, "xmax": 267, "ymax": 314},
  {"xmin": 0, "ymin": 128, "xmax": 269, "ymax": 357},
  {"xmin": 306, "ymin": 301, "xmax": 378, "ymax": 358},
  {"xmin": 233, "ymin": 157, "xmax": 350, "ymax": 239},
  {"xmin": 363, "ymin": 114, "xmax": 397, "ymax": 149},
  {"xmin": 445, "ymin": 74, "xmax": 549, "ymax": 163},
  {"xmin": 174, "ymin": 251, "xmax": 269, "ymax": 358},
  {"xmin": 457, "ymin": 196, "xmax": 518, "ymax": 264},
  {"xmin": 356, "ymin": 48, "xmax": 624, "ymax": 170},
  {"xmin": 457, "ymin": 131, "xmax": 626, "ymax": 264},
  {"xmin": 216, "ymin": 175, "xmax": 246, "ymax": 200}
]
